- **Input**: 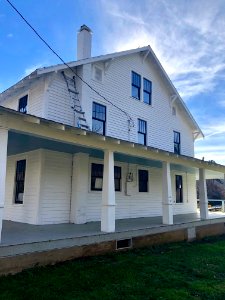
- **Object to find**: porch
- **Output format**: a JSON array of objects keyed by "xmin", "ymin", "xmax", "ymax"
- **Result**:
[{"xmin": 1, "ymin": 212, "xmax": 225, "ymax": 255}]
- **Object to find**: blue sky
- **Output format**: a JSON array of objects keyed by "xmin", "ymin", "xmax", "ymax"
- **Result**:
[{"xmin": 1, "ymin": 0, "xmax": 225, "ymax": 164}]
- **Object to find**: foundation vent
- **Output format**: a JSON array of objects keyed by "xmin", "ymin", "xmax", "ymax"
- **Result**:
[{"xmin": 116, "ymin": 238, "xmax": 132, "ymax": 250}]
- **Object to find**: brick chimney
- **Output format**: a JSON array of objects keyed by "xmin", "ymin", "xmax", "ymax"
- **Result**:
[{"xmin": 77, "ymin": 25, "xmax": 92, "ymax": 60}]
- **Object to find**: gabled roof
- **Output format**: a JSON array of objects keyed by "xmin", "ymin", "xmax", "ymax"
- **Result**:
[{"xmin": 0, "ymin": 45, "xmax": 203, "ymax": 138}]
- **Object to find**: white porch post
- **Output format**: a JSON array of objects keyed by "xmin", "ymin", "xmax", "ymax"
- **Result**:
[
  {"xmin": 199, "ymin": 168, "xmax": 208, "ymax": 220},
  {"xmin": 101, "ymin": 150, "xmax": 115, "ymax": 232},
  {"xmin": 70, "ymin": 153, "xmax": 89, "ymax": 224},
  {"xmin": 162, "ymin": 161, "xmax": 173, "ymax": 225},
  {"xmin": 0, "ymin": 128, "xmax": 8, "ymax": 243}
]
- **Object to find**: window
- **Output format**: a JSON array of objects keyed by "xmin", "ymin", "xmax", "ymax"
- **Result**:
[
  {"xmin": 93, "ymin": 66, "xmax": 103, "ymax": 82},
  {"xmin": 91, "ymin": 163, "xmax": 103, "ymax": 191},
  {"xmin": 91, "ymin": 163, "xmax": 122, "ymax": 192},
  {"xmin": 174, "ymin": 131, "xmax": 181, "ymax": 154},
  {"xmin": 92, "ymin": 102, "xmax": 106, "ymax": 135},
  {"xmin": 139, "ymin": 170, "xmax": 148, "ymax": 192},
  {"xmin": 114, "ymin": 166, "xmax": 122, "ymax": 192},
  {"xmin": 14, "ymin": 160, "xmax": 26, "ymax": 204},
  {"xmin": 138, "ymin": 119, "xmax": 147, "ymax": 145},
  {"xmin": 143, "ymin": 78, "xmax": 152, "ymax": 105},
  {"xmin": 18, "ymin": 95, "xmax": 28, "ymax": 114},
  {"xmin": 131, "ymin": 71, "xmax": 141, "ymax": 99},
  {"xmin": 175, "ymin": 175, "xmax": 183, "ymax": 203}
]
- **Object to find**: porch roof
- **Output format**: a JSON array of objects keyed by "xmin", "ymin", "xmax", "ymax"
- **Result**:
[{"xmin": 1, "ymin": 106, "xmax": 225, "ymax": 177}]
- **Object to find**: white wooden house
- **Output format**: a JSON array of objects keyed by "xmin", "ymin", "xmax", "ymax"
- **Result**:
[{"xmin": 0, "ymin": 25, "xmax": 224, "ymax": 242}]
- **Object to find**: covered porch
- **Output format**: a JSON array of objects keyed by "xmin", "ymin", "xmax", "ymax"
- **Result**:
[
  {"xmin": 1, "ymin": 106, "xmax": 225, "ymax": 244},
  {"xmin": 1, "ymin": 212, "xmax": 225, "ymax": 262}
]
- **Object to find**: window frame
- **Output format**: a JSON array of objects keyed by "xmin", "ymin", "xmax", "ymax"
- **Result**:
[
  {"xmin": 138, "ymin": 119, "xmax": 147, "ymax": 146},
  {"xmin": 143, "ymin": 78, "xmax": 152, "ymax": 105},
  {"xmin": 18, "ymin": 95, "xmax": 28, "ymax": 114},
  {"xmin": 90, "ymin": 163, "xmax": 122, "ymax": 192},
  {"xmin": 92, "ymin": 102, "xmax": 106, "ymax": 135},
  {"xmin": 175, "ymin": 175, "xmax": 183, "ymax": 203},
  {"xmin": 131, "ymin": 71, "xmax": 141, "ymax": 100},
  {"xmin": 174, "ymin": 131, "xmax": 181, "ymax": 154},
  {"xmin": 14, "ymin": 159, "xmax": 26, "ymax": 204},
  {"xmin": 138, "ymin": 169, "xmax": 149, "ymax": 193}
]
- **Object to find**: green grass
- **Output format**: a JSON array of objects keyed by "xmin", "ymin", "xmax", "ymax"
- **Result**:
[{"xmin": 2, "ymin": 236, "xmax": 225, "ymax": 299}]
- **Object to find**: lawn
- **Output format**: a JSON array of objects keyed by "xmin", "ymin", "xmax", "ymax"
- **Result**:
[{"xmin": 1, "ymin": 236, "xmax": 225, "ymax": 300}]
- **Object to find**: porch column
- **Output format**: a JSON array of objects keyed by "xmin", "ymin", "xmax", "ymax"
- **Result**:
[
  {"xmin": 0, "ymin": 128, "xmax": 8, "ymax": 243},
  {"xmin": 162, "ymin": 161, "xmax": 173, "ymax": 225},
  {"xmin": 199, "ymin": 168, "xmax": 208, "ymax": 220},
  {"xmin": 101, "ymin": 150, "xmax": 115, "ymax": 232},
  {"xmin": 70, "ymin": 153, "xmax": 89, "ymax": 224}
]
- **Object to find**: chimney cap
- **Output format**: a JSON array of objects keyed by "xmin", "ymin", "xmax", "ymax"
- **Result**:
[{"xmin": 79, "ymin": 24, "xmax": 92, "ymax": 33}]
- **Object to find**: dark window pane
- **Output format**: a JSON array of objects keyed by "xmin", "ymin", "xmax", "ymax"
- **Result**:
[
  {"xmin": 92, "ymin": 119, "xmax": 104, "ymax": 135},
  {"xmin": 143, "ymin": 79, "xmax": 152, "ymax": 105},
  {"xmin": 91, "ymin": 163, "xmax": 103, "ymax": 191},
  {"xmin": 132, "ymin": 86, "xmax": 140, "ymax": 99},
  {"xmin": 18, "ymin": 95, "xmax": 28, "ymax": 114},
  {"xmin": 174, "ymin": 131, "xmax": 181, "ymax": 154},
  {"xmin": 143, "ymin": 91, "xmax": 151, "ymax": 104},
  {"xmin": 114, "ymin": 166, "xmax": 121, "ymax": 191},
  {"xmin": 91, "ymin": 164, "xmax": 121, "ymax": 191},
  {"xmin": 132, "ymin": 71, "xmax": 141, "ymax": 99},
  {"xmin": 175, "ymin": 175, "xmax": 183, "ymax": 203},
  {"xmin": 139, "ymin": 170, "xmax": 148, "ymax": 192},
  {"xmin": 15, "ymin": 160, "xmax": 26, "ymax": 204},
  {"xmin": 138, "ymin": 119, "xmax": 147, "ymax": 145},
  {"xmin": 92, "ymin": 102, "xmax": 106, "ymax": 135},
  {"xmin": 138, "ymin": 133, "xmax": 145, "ymax": 145}
]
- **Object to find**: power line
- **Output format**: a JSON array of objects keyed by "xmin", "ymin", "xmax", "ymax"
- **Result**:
[{"xmin": 5, "ymin": 0, "xmax": 134, "ymax": 124}]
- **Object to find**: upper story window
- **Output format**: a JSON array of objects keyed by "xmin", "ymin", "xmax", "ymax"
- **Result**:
[
  {"xmin": 143, "ymin": 78, "xmax": 152, "ymax": 105},
  {"xmin": 91, "ymin": 163, "xmax": 122, "ymax": 192},
  {"xmin": 92, "ymin": 102, "xmax": 106, "ymax": 135},
  {"xmin": 174, "ymin": 131, "xmax": 181, "ymax": 154},
  {"xmin": 18, "ymin": 95, "xmax": 28, "ymax": 114},
  {"xmin": 14, "ymin": 159, "xmax": 26, "ymax": 204},
  {"xmin": 138, "ymin": 119, "xmax": 147, "ymax": 145},
  {"xmin": 131, "ymin": 71, "xmax": 141, "ymax": 100},
  {"xmin": 138, "ymin": 169, "xmax": 148, "ymax": 192}
]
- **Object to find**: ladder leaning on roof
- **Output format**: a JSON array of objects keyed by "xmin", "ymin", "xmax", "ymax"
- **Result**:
[{"xmin": 62, "ymin": 71, "xmax": 89, "ymax": 130}]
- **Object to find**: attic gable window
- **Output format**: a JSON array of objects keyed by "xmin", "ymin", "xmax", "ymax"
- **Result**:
[
  {"xmin": 18, "ymin": 95, "xmax": 28, "ymax": 114},
  {"xmin": 132, "ymin": 71, "xmax": 141, "ymax": 100},
  {"xmin": 143, "ymin": 78, "xmax": 152, "ymax": 105},
  {"xmin": 174, "ymin": 131, "xmax": 181, "ymax": 154},
  {"xmin": 93, "ymin": 65, "xmax": 103, "ymax": 82}
]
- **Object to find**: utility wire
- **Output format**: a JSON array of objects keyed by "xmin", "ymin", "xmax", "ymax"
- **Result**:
[{"xmin": 6, "ymin": 0, "xmax": 134, "ymax": 124}]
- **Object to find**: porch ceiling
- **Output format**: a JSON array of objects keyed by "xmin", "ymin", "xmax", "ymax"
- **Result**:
[{"xmin": 8, "ymin": 131, "xmax": 197, "ymax": 173}]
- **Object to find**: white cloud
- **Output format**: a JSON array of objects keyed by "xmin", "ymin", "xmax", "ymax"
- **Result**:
[{"xmin": 100, "ymin": 0, "xmax": 225, "ymax": 99}]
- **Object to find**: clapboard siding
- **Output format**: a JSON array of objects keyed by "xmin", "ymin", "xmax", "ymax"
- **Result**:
[
  {"xmin": 1, "ymin": 79, "xmax": 45, "ymax": 117},
  {"xmin": 45, "ymin": 53, "xmax": 194, "ymax": 156},
  {"xmin": 4, "ymin": 150, "xmax": 42, "ymax": 224},
  {"xmin": 38, "ymin": 150, "xmax": 72, "ymax": 224},
  {"xmin": 86, "ymin": 158, "xmax": 197, "ymax": 222}
]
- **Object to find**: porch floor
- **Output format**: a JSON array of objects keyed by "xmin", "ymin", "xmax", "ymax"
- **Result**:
[{"xmin": 1, "ymin": 211, "xmax": 225, "ymax": 247}]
